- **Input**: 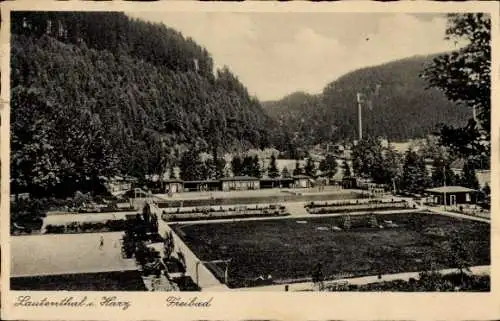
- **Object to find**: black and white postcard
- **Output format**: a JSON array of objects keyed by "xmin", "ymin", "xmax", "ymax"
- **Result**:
[{"xmin": 1, "ymin": 1, "xmax": 498, "ymax": 320}]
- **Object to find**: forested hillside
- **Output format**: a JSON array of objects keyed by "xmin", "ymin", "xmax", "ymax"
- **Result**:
[
  {"xmin": 11, "ymin": 12, "xmax": 283, "ymax": 197},
  {"xmin": 264, "ymin": 55, "xmax": 471, "ymax": 146}
]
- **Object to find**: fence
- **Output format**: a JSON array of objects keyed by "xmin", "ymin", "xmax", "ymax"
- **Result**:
[{"xmin": 307, "ymin": 201, "xmax": 408, "ymax": 214}]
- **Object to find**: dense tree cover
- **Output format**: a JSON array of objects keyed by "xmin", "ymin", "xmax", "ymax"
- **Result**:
[
  {"xmin": 264, "ymin": 92, "xmax": 331, "ymax": 153},
  {"xmin": 179, "ymin": 148, "xmax": 207, "ymax": 181},
  {"xmin": 12, "ymin": 12, "xmax": 215, "ymax": 79},
  {"xmin": 410, "ymin": 135, "xmax": 450, "ymax": 160},
  {"xmin": 318, "ymin": 154, "xmax": 337, "ymax": 179},
  {"xmin": 230, "ymin": 155, "xmax": 262, "ymax": 178},
  {"xmin": 400, "ymin": 149, "xmax": 431, "ymax": 194},
  {"xmin": 351, "ymin": 137, "xmax": 401, "ymax": 186},
  {"xmin": 11, "ymin": 13, "xmax": 281, "ymax": 197},
  {"xmin": 304, "ymin": 158, "xmax": 316, "ymax": 178},
  {"xmin": 342, "ymin": 160, "xmax": 351, "ymax": 178},
  {"xmin": 231, "ymin": 156, "xmax": 243, "ymax": 177},
  {"xmin": 422, "ymin": 14, "xmax": 491, "ymax": 162},
  {"xmin": 460, "ymin": 160, "xmax": 479, "ymax": 190},
  {"xmin": 293, "ymin": 160, "xmax": 304, "ymax": 176},
  {"xmin": 263, "ymin": 55, "xmax": 469, "ymax": 147},
  {"xmin": 431, "ymin": 156, "xmax": 458, "ymax": 187}
]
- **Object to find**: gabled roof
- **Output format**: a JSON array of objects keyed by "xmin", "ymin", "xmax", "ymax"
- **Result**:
[{"xmin": 426, "ymin": 186, "xmax": 476, "ymax": 193}]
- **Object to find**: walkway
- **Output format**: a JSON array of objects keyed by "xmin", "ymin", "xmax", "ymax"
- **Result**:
[
  {"xmin": 423, "ymin": 206, "xmax": 490, "ymax": 223},
  {"xmin": 166, "ymin": 207, "xmax": 421, "ymax": 226},
  {"xmin": 205, "ymin": 265, "xmax": 490, "ymax": 292}
]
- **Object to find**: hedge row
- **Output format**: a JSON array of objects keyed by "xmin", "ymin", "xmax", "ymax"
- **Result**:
[
  {"xmin": 45, "ymin": 219, "xmax": 129, "ymax": 234},
  {"xmin": 163, "ymin": 204, "xmax": 286, "ymax": 216}
]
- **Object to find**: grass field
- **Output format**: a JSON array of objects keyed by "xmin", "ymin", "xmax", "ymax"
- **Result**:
[
  {"xmin": 172, "ymin": 212, "xmax": 490, "ymax": 288},
  {"xmin": 11, "ymin": 271, "xmax": 146, "ymax": 291}
]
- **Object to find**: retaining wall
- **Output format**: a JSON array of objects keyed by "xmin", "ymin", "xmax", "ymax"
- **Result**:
[{"xmin": 158, "ymin": 220, "xmax": 224, "ymax": 290}]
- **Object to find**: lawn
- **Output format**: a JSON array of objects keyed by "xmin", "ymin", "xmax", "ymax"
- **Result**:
[
  {"xmin": 11, "ymin": 271, "xmax": 146, "ymax": 291},
  {"xmin": 171, "ymin": 212, "xmax": 490, "ymax": 288}
]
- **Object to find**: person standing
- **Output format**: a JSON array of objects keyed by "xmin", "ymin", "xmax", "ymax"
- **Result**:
[{"xmin": 99, "ymin": 235, "xmax": 104, "ymax": 249}]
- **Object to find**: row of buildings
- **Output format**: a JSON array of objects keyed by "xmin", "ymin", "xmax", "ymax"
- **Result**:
[
  {"xmin": 104, "ymin": 175, "xmax": 317, "ymax": 195},
  {"xmin": 163, "ymin": 175, "xmax": 315, "ymax": 193}
]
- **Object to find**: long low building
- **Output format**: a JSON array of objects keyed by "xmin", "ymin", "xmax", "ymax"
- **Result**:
[{"xmin": 163, "ymin": 176, "xmax": 314, "ymax": 193}]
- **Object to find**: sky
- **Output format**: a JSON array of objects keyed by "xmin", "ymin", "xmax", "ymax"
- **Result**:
[{"xmin": 127, "ymin": 12, "xmax": 460, "ymax": 101}]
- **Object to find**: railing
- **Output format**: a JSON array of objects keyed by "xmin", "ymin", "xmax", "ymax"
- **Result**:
[{"xmin": 307, "ymin": 201, "xmax": 408, "ymax": 214}]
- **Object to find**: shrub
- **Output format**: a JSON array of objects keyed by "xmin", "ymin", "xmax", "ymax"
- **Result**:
[
  {"xmin": 80, "ymin": 222, "xmax": 94, "ymax": 232},
  {"xmin": 65, "ymin": 222, "xmax": 79, "ymax": 233},
  {"xmin": 105, "ymin": 219, "xmax": 128, "ymax": 231},
  {"xmin": 45, "ymin": 224, "xmax": 65, "ymax": 234}
]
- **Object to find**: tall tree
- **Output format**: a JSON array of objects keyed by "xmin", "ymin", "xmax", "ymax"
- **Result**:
[
  {"xmin": 281, "ymin": 166, "xmax": 291, "ymax": 178},
  {"xmin": 446, "ymin": 233, "xmax": 473, "ymax": 276},
  {"xmin": 231, "ymin": 155, "xmax": 243, "ymax": 177},
  {"xmin": 251, "ymin": 155, "xmax": 262, "ymax": 178},
  {"xmin": 293, "ymin": 160, "xmax": 303, "ymax": 176},
  {"xmin": 241, "ymin": 156, "xmax": 254, "ymax": 177},
  {"xmin": 400, "ymin": 149, "xmax": 430, "ymax": 194},
  {"xmin": 460, "ymin": 160, "xmax": 479, "ymax": 190},
  {"xmin": 342, "ymin": 160, "xmax": 352, "ymax": 178},
  {"xmin": 319, "ymin": 154, "xmax": 337, "ymax": 179},
  {"xmin": 179, "ymin": 149, "xmax": 205, "ymax": 181},
  {"xmin": 214, "ymin": 158, "xmax": 226, "ymax": 180},
  {"xmin": 422, "ymin": 13, "xmax": 491, "ymax": 160},
  {"xmin": 352, "ymin": 136, "xmax": 395, "ymax": 184},
  {"xmin": 304, "ymin": 158, "xmax": 316, "ymax": 177},
  {"xmin": 431, "ymin": 156, "xmax": 456, "ymax": 187},
  {"xmin": 267, "ymin": 154, "xmax": 280, "ymax": 178},
  {"xmin": 380, "ymin": 146, "xmax": 402, "ymax": 186},
  {"xmin": 201, "ymin": 158, "xmax": 218, "ymax": 181}
]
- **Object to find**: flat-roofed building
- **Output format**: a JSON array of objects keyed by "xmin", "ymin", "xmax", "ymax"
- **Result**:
[
  {"xmin": 164, "ymin": 179, "xmax": 184, "ymax": 194},
  {"xmin": 293, "ymin": 175, "xmax": 312, "ymax": 188},
  {"xmin": 260, "ymin": 178, "xmax": 294, "ymax": 189},
  {"xmin": 183, "ymin": 180, "xmax": 221, "ymax": 192},
  {"xmin": 220, "ymin": 176, "xmax": 260, "ymax": 191}
]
